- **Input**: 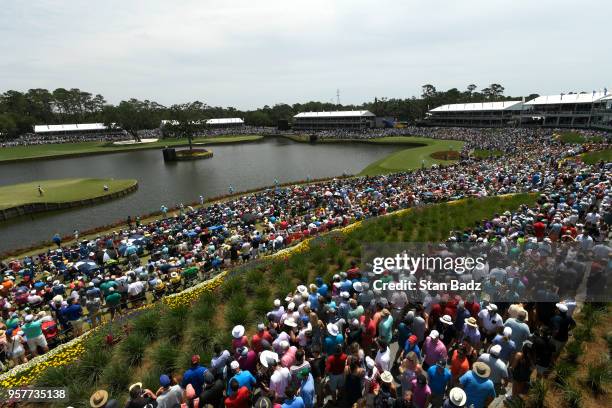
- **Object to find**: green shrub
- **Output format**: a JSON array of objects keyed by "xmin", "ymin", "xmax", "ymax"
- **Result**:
[
  {"xmin": 221, "ymin": 276, "xmax": 244, "ymax": 300},
  {"xmin": 585, "ymin": 359, "xmax": 612, "ymax": 395},
  {"xmin": 36, "ymin": 365, "xmax": 74, "ymax": 387},
  {"xmin": 131, "ymin": 310, "xmax": 160, "ymax": 342},
  {"xmin": 120, "ymin": 334, "xmax": 148, "ymax": 367},
  {"xmin": 191, "ymin": 298, "xmax": 216, "ymax": 322},
  {"xmin": 527, "ymin": 378, "xmax": 548, "ymax": 408},
  {"xmin": 564, "ymin": 341, "xmax": 584, "ymax": 363},
  {"xmin": 189, "ymin": 321, "xmax": 215, "ymax": 352},
  {"xmin": 101, "ymin": 361, "xmax": 133, "ymax": 395},
  {"xmin": 554, "ymin": 360, "xmax": 577, "ymax": 386},
  {"xmin": 562, "ymin": 385, "xmax": 582, "ymax": 408},
  {"xmin": 158, "ymin": 306, "xmax": 189, "ymax": 343},
  {"xmin": 152, "ymin": 341, "xmax": 180, "ymax": 374},
  {"xmin": 75, "ymin": 346, "xmax": 112, "ymax": 385}
]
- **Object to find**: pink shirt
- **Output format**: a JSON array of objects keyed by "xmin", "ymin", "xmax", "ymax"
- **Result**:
[
  {"xmin": 232, "ymin": 336, "xmax": 248, "ymax": 352},
  {"xmin": 281, "ymin": 346, "xmax": 297, "ymax": 368},
  {"xmin": 410, "ymin": 378, "xmax": 431, "ymax": 408},
  {"xmin": 422, "ymin": 337, "xmax": 447, "ymax": 366}
]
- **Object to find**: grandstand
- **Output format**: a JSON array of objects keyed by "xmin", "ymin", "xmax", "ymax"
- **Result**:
[
  {"xmin": 205, "ymin": 118, "xmax": 244, "ymax": 127},
  {"xmin": 293, "ymin": 110, "xmax": 375, "ymax": 130},
  {"xmin": 520, "ymin": 91, "xmax": 610, "ymax": 128},
  {"xmin": 33, "ymin": 123, "xmax": 113, "ymax": 136},
  {"xmin": 425, "ymin": 101, "xmax": 524, "ymax": 127}
]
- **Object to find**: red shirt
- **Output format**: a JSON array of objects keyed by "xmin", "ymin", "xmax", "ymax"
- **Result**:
[
  {"xmin": 360, "ymin": 316, "xmax": 377, "ymax": 348},
  {"xmin": 326, "ymin": 353, "xmax": 347, "ymax": 375},
  {"xmin": 224, "ymin": 386, "xmax": 250, "ymax": 408},
  {"xmin": 251, "ymin": 330, "xmax": 273, "ymax": 353},
  {"xmin": 533, "ymin": 222, "xmax": 546, "ymax": 239}
]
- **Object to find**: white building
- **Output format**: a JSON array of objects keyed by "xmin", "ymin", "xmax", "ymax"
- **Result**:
[
  {"xmin": 34, "ymin": 123, "xmax": 112, "ymax": 135},
  {"xmin": 205, "ymin": 118, "xmax": 244, "ymax": 127},
  {"xmin": 521, "ymin": 91, "xmax": 610, "ymax": 128},
  {"xmin": 426, "ymin": 101, "xmax": 524, "ymax": 127},
  {"xmin": 293, "ymin": 111, "xmax": 375, "ymax": 130}
]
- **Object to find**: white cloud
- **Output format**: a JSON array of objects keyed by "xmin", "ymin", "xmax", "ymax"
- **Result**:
[{"xmin": 0, "ymin": 0, "xmax": 609, "ymax": 109}]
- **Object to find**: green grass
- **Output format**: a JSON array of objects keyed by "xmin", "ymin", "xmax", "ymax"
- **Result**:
[
  {"xmin": 358, "ymin": 136, "xmax": 465, "ymax": 175},
  {"xmin": 558, "ymin": 131, "xmax": 586, "ymax": 144},
  {"xmin": 581, "ymin": 149, "xmax": 612, "ymax": 165},
  {"xmin": 0, "ymin": 135, "xmax": 263, "ymax": 162},
  {"xmin": 0, "ymin": 178, "xmax": 137, "ymax": 210},
  {"xmin": 473, "ymin": 149, "xmax": 503, "ymax": 158}
]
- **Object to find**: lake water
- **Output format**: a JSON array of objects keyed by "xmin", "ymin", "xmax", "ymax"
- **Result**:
[{"xmin": 0, "ymin": 137, "xmax": 399, "ymax": 254}]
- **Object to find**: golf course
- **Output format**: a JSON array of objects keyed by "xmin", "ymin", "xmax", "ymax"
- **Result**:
[
  {"xmin": 0, "ymin": 135, "xmax": 263, "ymax": 163},
  {"xmin": 358, "ymin": 136, "xmax": 465, "ymax": 175},
  {"xmin": 0, "ymin": 178, "xmax": 137, "ymax": 218}
]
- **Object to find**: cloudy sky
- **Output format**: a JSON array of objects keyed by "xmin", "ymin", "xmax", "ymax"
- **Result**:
[{"xmin": 1, "ymin": 0, "xmax": 609, "ymax": 109}]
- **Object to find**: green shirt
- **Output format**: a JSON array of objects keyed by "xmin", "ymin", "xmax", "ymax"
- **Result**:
[
  {"xmin": 105, "ymin": 292, "xmax": 121, "ymax": 306},
  {"xmin": 100, "ymin": 281, "xmax": 118, "ymax": 296},
  {"xmin": 182, "ymin": 267, "xmax": 198, "ymax": 278},
  {"xmin": 22, "ymin": 321, "xmax": 43, "ymax": 338}
]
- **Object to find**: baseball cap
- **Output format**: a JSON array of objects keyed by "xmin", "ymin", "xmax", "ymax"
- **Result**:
[{"xmin": 159, "ymin": 375, "xmax": 171, "ymax": 387}]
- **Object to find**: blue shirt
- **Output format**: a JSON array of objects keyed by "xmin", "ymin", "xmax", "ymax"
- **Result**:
[
  {"xmin": 323, "ymin": 334, "xmax": 344, "ymax": 355},
  {"xmin": 459, "ymin": 371, "xmax": 496, "ymax": 408},
  {"xmin": 63, "ymin": 304, "xmax": 82, "ymax": 321},
  {"xmin": 226, "ymin": 370, "xmax": 257, "ymax": 396},
  {"xmin": 182, "ymin": 365, "xmax": 207, "ymax": 395},
  {"xmin": 427, "ymin": 365, "xmax": 451, "ymax": 395},
  {"xmin": 282, "ymin": 396, "xmax": 305, "ymax": 408},
  {"xmin": 300, "ymin": 374, "xmax": 315, "ymax": 408},
  {"xmin": 397, "ymin": 323, "xmax": 412, "ymax": 350}
]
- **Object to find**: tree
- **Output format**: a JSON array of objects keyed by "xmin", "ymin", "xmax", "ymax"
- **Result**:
[
  {"xmin": 421, "ymin": 84, "xmax": 437, "ymax": 99},
  {"xmin": 0, "ymin": 113, "xmax": 18, "ymax": 140},
  {"xmin": 168, "ymin": 102, "xmax": 204, "ymax": 150},
  {"xmin": 102, "ymin": 99, "xmax": 164, "ymax": 142},
  {"xmin": 482, "ymin": 83, "xmax": 505, "ymax": 100}
]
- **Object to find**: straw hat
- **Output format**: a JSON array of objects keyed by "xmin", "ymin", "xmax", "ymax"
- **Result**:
[
  {"xmin": 465, "ymin": 317, "xmax": 478, "ymax": 327},
  {"xmin": 232, "ymin": 325, "xmax": 245, "ymax": 338},
  {"xmin": 472, "ymin": 361, "xmax": 491, "ymax": 379},
  {"xmin": 89, "ymin": 390, "xmax": 108, "ymax": 408},
  {"xmin": 380, "ymin": 371, "xmax": 394, "ymax": 383},
  {"xmin": 259, "ymin": 350, "xmax": 279, "ymax": 368},
  {"xmin": 326, "ymin": 323, "xmax": 339, "ymax": 337}
]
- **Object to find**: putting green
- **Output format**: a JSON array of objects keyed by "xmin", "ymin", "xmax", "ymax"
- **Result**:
[
  {"xmin": 0, "ymin": 178, "xmax": 137, "ymax": 210},
  {"xmin": 0, "ymin": 135, "xmax": 262, "ymax": 163},
  {"xmin": 581, "ymin": 148, "xmax": 612, "ymax": 164},
  {"xmin": 359, "ymin": 136, "xmax": 465, "ymax": 176}
]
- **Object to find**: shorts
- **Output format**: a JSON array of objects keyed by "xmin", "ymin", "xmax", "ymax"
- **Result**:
[
  {"xmin": 27, "ymin": 334, "xmax": 48, "ymax": 350},
  {"xmin": 71, "ymin": 319, "xmax": 84, "ymax": 330},
  {"xmin": 328, "ymin": 373, "xmax": 345, "ymax": 391}
]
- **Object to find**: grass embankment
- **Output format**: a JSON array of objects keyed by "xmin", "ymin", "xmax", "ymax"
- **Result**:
[
  {"xmin": 473, "ymin": 149, "xmax": 504, "ymax": 159},
  {"xmin": 358, "ymin": 136, "xmax": 464, "ymax": 175},
  {"xmin": 283, "ymin": 135, "xmax": 464, "ymax": 176},
  {"xmin": 0, "ymin": 179, "xmax": 137, "ymax": 211},
  {"xmin": 29, "ymin": 194, "xmax": 539, "ymax": 406},
  {"xmin": 557, "ymin": 131, "xmax": 603, "ymax": 145},
  {"xmin": 581, "ymin": 149, "xmax": 612, "ymax": 165},
  {"xmin": 0, "ymin": 135, "xmax": 263, "ymax": 163}
]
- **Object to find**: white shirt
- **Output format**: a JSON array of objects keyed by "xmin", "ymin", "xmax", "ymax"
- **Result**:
[
  {"xmin": 270, "ymin": 366, "xmax": 291, "ymax": 398},
  {"xmin": 375, "ymin": 346, "xmax": 391, "ymax": 372}
]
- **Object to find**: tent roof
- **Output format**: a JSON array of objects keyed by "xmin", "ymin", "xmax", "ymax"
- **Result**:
[
  {"xmin": 205, "ymin": 118, "xmax": 244, "ymax": 124},
  {"xmin": 524, "ymin": 91, "xmax": 609, "ymax": 105},
  {"xmin": 429, "ymin": 101, "xmax": 523, "ymax": 112},
  {"xmin": 34, "ymin": 123, "xmax": 109, "ymax": 133},
  {"xmin": 294, "ymin": 110, "xmax": 375, "ymax": 118}
]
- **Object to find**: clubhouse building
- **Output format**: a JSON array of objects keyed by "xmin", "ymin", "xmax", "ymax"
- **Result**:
[{"xmin": 292, "ymin": 111, "xmax": 376, "ymax": 130}]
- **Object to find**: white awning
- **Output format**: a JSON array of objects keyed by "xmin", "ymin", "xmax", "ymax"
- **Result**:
[
  {"xmin": 205, "ymin": 118, "xmax": 244, "ymax": 125},
  {"xmin": 294, "ymin": 110, "xmax": 375, "ymax": 118},
  {"xmin": 429, "ymin": 101, "xmax": 523, "ymax": 113},
  {"xmin": 524, "ymin": 91, "xmax": 609, "ymax": 105},
  {"xmin": 34, "ymin": 123, "xmax": 111, "ymax": 133}
]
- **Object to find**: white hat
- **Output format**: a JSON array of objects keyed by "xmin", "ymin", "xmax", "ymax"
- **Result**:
[
  {"xmin": 30, "ymin": 290, "xmax": 36, "ymax": 295},
  {"xmin": 230, "ymin": 361, "xmax": 240, "ymax": 370},
  {"xmin": 503, "ymin": 327, "xmax": 513, "ymax": 337},
  {"xmin": 380, "ymin": 371, "xmax": 393, "ymax": 384},
  {"xmin": 439, "ymin": 315, "xmax": 453, "ymax": 325},
  {"xmin": 24, "ymin": 314, "xmax": 33, "ymax": 322},
  {"xmin": 556, "ymin": 303, "xmax": 568, "ymax": 313},
  {"xmin": 259, "ymin": 350, "xmax": 279, "ymax": 368},
  {"xmin": 486, "ymin": 303, "xmax": 498, "ymax": 312},
  {"xmin": 327, "ymin": 323, "xmax": 339, "ymax": 337},
  {"xmin": 429, "ymin": 330, "xmax": 440, "ymax": 340},
  {"xmin": 340, "ymin": 291, "xmax": 350, "ymax": 299},
  {"xmin": 88, "ymin": 282, "xmax": 94, "ymax": 287},
  {"xmin": 353, "ymin": 282, "xmax": 363, "ymax": 292},
  {"xmin": 297, "ymin": 285, "xmax": 308, "ymax": 295},
  {"xmin": 284, "ymin": 318, "xmax": 297, "ymax": 328},
  {"xmin": 273, "ymin": 299, "xmax": 281, "ymax": 307},
  {"xmin": 365, "ymin": 356, "xmax": 375, "ymax": 369},
  {"xmin": 257, "ymin": 323, "xmax": 266, "ymax": 331},
  {"xmin": 279, "ymin": 340, "xmax": 290, "ymax": 351},
  {"xmin": 232, "ymin": 325, "xmax": 245, "ymax": 339},
  {"xmin": 287, "ymin": 302, "xmax": 295, "ymax": 311},
  {"xmin": 489, "ymin": 344, "xmax": 502, "ymax": 357},
  {"xmin": 448, "ymin": 387, "xmax": 467, "ymax": 406}
]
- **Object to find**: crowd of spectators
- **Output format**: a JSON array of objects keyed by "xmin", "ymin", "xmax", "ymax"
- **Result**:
[
  {"xmin": 0, "ymin": 131, "xmax": 131, "ymax": 147},
  {"xmin": 0, "ymin": 128, "xmax": 609, "ymax": 407}
]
